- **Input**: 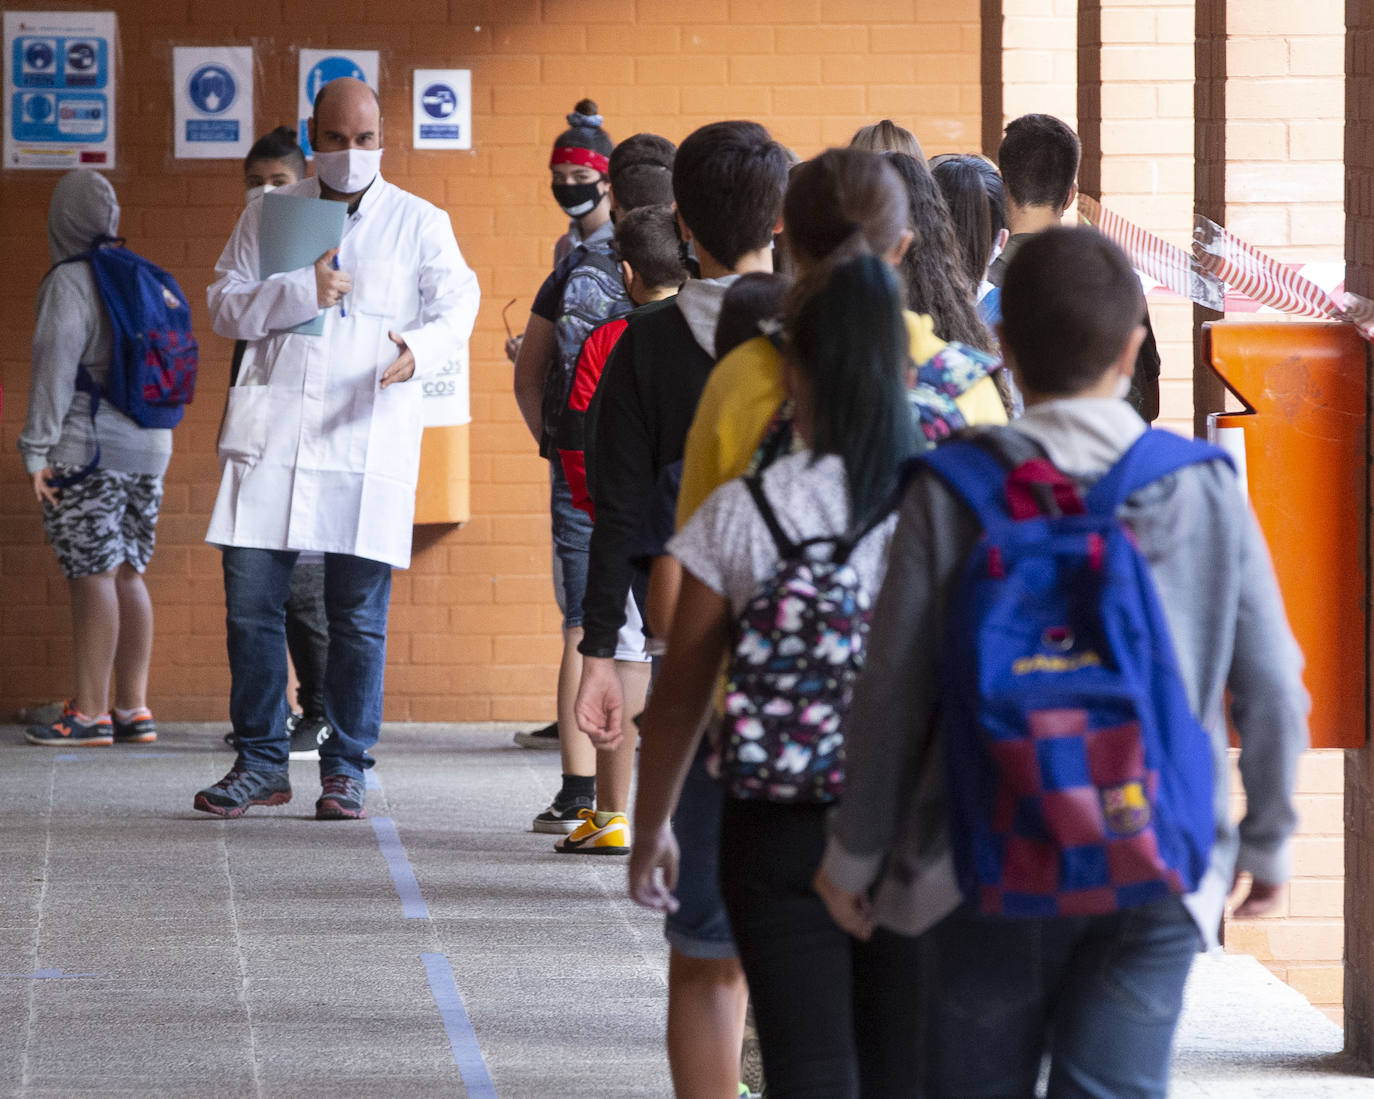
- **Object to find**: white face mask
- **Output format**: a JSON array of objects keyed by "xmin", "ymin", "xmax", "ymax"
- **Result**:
[
  {"xmin": 313, "ymin": 147, "xmax": 382, "ymax": 194},
  {"xmin": 244, "ymin": 183, "xmax": 276, "ymax": 205}
]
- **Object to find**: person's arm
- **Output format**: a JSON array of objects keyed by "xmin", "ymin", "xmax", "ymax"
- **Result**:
[
  {"xmin": 579, "ymin": 329, "xmax": 658, "ymax": 659},
  {"xmin": 646, "ymin": 555, "xmax": 683, "ymax": 639},
  {"xmin": 513, "ymin": 314, "xmax": 555, "ymax": 444},
  {"xmin": 18, "ymin": 270, "xmax": 93, "ymax": 480},
  {"xmin": 815, "ymin": 471, "xmax": 976, "ymax": 934},
  {"xmin": 388, "ymin": 207, "xmax": 481, "ymax": 384},
  {"xmin": 206, "ymin": 203, "xmax": 321, "ymax": 341},
  {"xmin": 628, "ymin": 569, "xmax": 732, "ymax": 911},
  {"xmin": 1226, "ymin": 499, "xmax": 1309, "ymax": 916}
]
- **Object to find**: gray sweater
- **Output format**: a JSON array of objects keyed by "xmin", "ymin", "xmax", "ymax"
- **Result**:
[
  {"xmin": 18, "ymin": 170, "xmax": 172, "ymax": 477},
  {"xmin": 820, "ymin": 398, "xmax": 1309, "ymax": 948}
]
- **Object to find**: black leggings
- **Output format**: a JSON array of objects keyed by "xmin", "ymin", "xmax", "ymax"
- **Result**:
[{"xmin": 719, "ymin": 799, "xmax": 924, "ymax": 1098}]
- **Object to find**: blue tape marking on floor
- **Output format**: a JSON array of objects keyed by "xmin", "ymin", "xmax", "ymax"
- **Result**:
[
  {"xmin": 0, "ymin": 968, "xmax": 103, "ymax": 979},
  {"xmin": 53, "ymin": 752, "xmax": 178, "ymax": 761},
  {"xmin": 370, "ymin": 816, "xmax": 429, "ymax": 919},
  {"xmin": 365, "ymin": 770, "xmax": 382, "ymax": 790},
  {"xmin": 421, "ymin": 952, "xmax": 497, "ymax": 1098}
]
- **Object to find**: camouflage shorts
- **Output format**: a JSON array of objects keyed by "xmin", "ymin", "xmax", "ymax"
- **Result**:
[{"xmin": 42, "ymin": 464, "xmax": 163, "ymax": 579}]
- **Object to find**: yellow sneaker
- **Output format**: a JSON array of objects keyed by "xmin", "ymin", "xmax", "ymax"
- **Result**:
[{"xmin": 554, "ymin": 809, "xmax": 631, "ymax": 855}]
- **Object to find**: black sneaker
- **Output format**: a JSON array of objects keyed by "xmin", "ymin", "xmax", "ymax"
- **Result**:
[
  {"xmin": 288, "ymin": 713, "xmax": 332, "ymax": 761},
  {"xmin": 193, "ymin": 769, "xmax": 292, "ymax": 818},
  {"xmin": 513, "ymin": 721, "xmax": 560, "ymax": 750},
  {"xmin": 532, "ymin": 795, "xmax": 594, "ymax": 834},
  {"xmin": 112, "ymin": 707, "xmax": 157, "ymax": 744},
  {"xmin": 316, "ymin": 774, "xmax": 367, "ymax": 820}
]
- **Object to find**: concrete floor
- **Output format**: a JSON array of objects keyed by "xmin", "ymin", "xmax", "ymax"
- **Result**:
[{"xmin": 0, "ymin": 722, "xmax": 1369, "ymax": 1098}]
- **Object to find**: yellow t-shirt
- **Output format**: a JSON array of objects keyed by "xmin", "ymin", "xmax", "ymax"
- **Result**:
[{"xmin": 676, "ymin": 311, "xmax": 1005, "ymax": 527}]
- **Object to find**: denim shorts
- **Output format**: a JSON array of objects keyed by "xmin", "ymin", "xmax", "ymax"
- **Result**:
[
  {"xmin": 664, "ymin": 741, "xmax": 737, "ymax": 959},
  {"xmin": 549, "ymin": 462, "xmax": 649, "ymax": 661}
]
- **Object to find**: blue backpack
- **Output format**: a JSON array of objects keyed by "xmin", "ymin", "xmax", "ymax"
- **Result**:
[
  {"xmin": 918, "ymin": 427, "xmax": 1229, "ymax": 918},
  {"xmin": 49, "ymin": 238, "xmax": 198, "ymax": 481}
]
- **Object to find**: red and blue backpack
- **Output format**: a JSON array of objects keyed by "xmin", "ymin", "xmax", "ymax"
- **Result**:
[
  {"xmin": 917, "ymin": 427, "xmax": 1229, "ymax": 917},
  {"xmin": 48, "ymin": 237, "xmax": 198, "ymax": 482}
]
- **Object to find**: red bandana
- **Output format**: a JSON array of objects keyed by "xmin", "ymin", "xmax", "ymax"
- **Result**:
[{"xmin": 550, "ymin": 146, "xmax": 609, "ymax": 174}]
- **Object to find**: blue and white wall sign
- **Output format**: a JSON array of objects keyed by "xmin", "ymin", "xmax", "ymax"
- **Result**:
[
  {"xmin": 297, "ymin": 48, "xmax": 378, "ymax": 159},
  {"xmin": 3, "ymin": 10, "xmax": 117, "ymax": 170},
  {"xmin": 412, "ymin": 69, "xmax": 471, "ymax": 151},
  {"xmin": 173, "ymin": 47, "xmax": 252, "ymax": 160}
]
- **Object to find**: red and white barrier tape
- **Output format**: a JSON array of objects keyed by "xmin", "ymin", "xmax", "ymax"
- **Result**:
[
  {"xmin": 1077, "ymin": 196, "xmax": 1223, "ymax": 311},
  {"xmin": 1076, "ymin": 195, "xmax": 1374, "ymax": 341}
]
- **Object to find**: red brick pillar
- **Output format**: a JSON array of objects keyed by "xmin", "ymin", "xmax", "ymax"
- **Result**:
[
  {"xmin": 1192, "ymin": 0, "xmax": 1226, "ymax": 439},
  {"xmin": 1345, "ymin": 0, "xmax": 1374, "ymax": 1068},
  {"xmin": 982, "ymin": 0, "xmax": 1003, "ymax": 157}
]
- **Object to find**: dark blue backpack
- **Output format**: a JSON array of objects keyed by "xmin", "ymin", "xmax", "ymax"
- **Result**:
[
  {"xmin": 49, "ymin": 238, "xmax": 198, "ymax": 482},
  {"xmin": 918, "ymin": 427, "xmax": 1229, "ymax": 918}
]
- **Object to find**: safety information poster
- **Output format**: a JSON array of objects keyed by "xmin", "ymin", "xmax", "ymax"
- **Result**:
[
  {"xmin": 297, "ymin": 48, "xmax": 378, "ymax": 159},
  {"xmin": 173, "ymin": 46, "xmax": 252, "ymax": 160},
  {"xmin": 3, "ymin": 10, "xmax": 117, "ymax": 170},
  {"xmin": 412, "ymin": 69, "xmax": 471, "ymax": 151}
]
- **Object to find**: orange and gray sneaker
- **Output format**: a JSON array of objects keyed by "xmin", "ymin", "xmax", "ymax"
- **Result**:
[
  {"xmin": 113, "ymin": 707, "xmax": 157, "ymax": 744},
  {"xmin": 554, "ymin": 809, "xmax": 631, "ymax": 855},
  {"xmin": 25, "ymin": 702, "xmax": 113, "ymax": 747}
]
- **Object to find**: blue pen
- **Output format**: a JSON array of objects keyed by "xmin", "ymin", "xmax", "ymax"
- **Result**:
[{"xmin": 332, "ymin": 253, "xmax": 347, "ymax": 318}]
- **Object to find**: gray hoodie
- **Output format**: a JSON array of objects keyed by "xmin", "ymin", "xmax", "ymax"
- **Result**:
[
  {"xmin": 18, "ymin": 170, "xmax": 172, "ymax": 477},
  {"xmin": 821, "ymin": 399, "xmax": 1308, "ymax": 950}
]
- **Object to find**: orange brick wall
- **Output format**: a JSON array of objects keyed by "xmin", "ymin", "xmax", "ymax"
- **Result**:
[
  {"xmin": 1215, "ymin": 0, "xmax": 1350, "ymax": 1027},
  {"xmin": 1226, "ymin": 750, "xmax": 1348, "ymax": 1026},
  {"xmin": 0, "ymin": 0, "xmax": 983, "ymax": 723},
  {"xmin": 1226, "ymin": 0, "xmax": 1345, "ymax": 263}
]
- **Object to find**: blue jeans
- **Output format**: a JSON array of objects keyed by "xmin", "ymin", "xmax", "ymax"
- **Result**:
[
  {"xmin": 664, "ymin": 740, "xmax": 737, "ymax": 959},
  {"xmin": 919, "ymin": 896, "xmax": 1201, "ymax": 1098},
  {"xmin": 222, "ymin": 547, "xmax": 391, "ymax": 779}
]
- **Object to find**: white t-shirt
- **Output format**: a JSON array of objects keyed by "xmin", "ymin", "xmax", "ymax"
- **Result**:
[{"xmin": 668, "ymin": 451, "xmax": 898, "ymax": 614}]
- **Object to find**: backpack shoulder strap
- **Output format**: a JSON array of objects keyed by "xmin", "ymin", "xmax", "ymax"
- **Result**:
[
  {"xmin": 1084, "ymin": 428, "xmax": 1234, "ymax": 514},
  {"xmin": 743, "ymin": 474, "xmax": 799, "ymax": 559},
  {"xmin": 915, "ymin": 427, "xmax": 1034, "ymax": 528}
]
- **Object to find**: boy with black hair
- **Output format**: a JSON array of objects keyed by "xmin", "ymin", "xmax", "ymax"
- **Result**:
[
  {"xmin": 987, "ymin": 112, "xmax": 1163, "ymax": 421},
  {"xmin": 816, "ymin": 227, "xmax": 1307, "ymax": 1098},
  {"xmin": 575, "ymin": 119, "xmax": 789, "ymax": 1099}
]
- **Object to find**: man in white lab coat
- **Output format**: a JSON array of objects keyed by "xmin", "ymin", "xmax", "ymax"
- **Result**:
[{"xmin": 194, "ymin": 77, "xmax": 479, "ymax": 820}]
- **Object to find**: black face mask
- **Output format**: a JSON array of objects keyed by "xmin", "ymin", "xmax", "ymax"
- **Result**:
[{"xmin": 552, "ymin": 180, "xmax": 603, "ymax": 218}]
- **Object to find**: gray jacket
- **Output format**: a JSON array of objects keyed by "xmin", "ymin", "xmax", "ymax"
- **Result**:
[
  {"xmin": 18, "ymin": 170, "xmax": 172, "ymax": 477},
  {"xmin": 820, "ymin": 398, "xmax": 1308, "ymax": 948}
]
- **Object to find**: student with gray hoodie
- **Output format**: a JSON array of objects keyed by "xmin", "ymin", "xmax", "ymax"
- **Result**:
[{"xmin": 19, "ymin": 170, "xmax": 171, "ymax": 748}]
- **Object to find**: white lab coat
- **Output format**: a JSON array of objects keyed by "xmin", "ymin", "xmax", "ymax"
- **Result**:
[{"xmin": 205, "ymin": 174, "xmax": 479, "ymax": 568}]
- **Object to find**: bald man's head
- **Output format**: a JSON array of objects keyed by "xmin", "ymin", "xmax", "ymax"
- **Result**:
[{"xmin": 309, "ymin": 77, "xmax": 382, "ymax": 154}]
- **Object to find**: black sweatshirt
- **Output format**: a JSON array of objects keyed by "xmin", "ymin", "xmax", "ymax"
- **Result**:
[{"xmin": 579, "ymin": 295, "xmax": 716, "ymax": 658}]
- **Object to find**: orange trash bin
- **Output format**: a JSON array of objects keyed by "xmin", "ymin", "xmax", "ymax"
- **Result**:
[{"xmin": 1204, "ymin": 320, "xmax": 1368, "ymax": 749}]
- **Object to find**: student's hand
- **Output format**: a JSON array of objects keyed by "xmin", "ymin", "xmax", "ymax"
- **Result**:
[
  {"xmin": 380, "ymin": 332, "xmax": 416, "ymax": 388},
  {"xmin": 576, "ymin": 656, "xmax": 624, "ymax": 748},
  {"xmin": 1229, "ymin": 871, "xmax": 1283, "ymax": 919},
  {"xmin": 504, "ymin": 332, "xmax": 523, "ymax": 364},
  {"xmin": 813, "ymin": 867, "xmax": 875, "ymax": 941},
  {"xmin": 31, "ymin": 467, "xmax": 59, "ymax": 507},
  {"xmin": 628, "ymin": 821, "xmax": 681, "ymax": 913},
  {"xmin": 314, "ymin": 247, "xmax": 352, "ymax": 309}
]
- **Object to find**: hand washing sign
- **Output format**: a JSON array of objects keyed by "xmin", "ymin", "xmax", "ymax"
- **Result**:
[
  {"xmin": 3, "ymin": 10, "xmax": 116, "ymax": 170},
  {"xmin": 297, "ymin": 48, "xmax": 378, "ymax": 159},
  {"xmin": 173, "ymin": 46, "xmax": 252, "ymax": 159},
  {"xmin": 413, "ymin": 69, "xmax": 471, "ymax": 151}
]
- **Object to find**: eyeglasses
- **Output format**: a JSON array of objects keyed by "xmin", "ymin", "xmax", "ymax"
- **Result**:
[{"xmin": 501, "ymin": 298, "xmax": 518, "ymax": 339}]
